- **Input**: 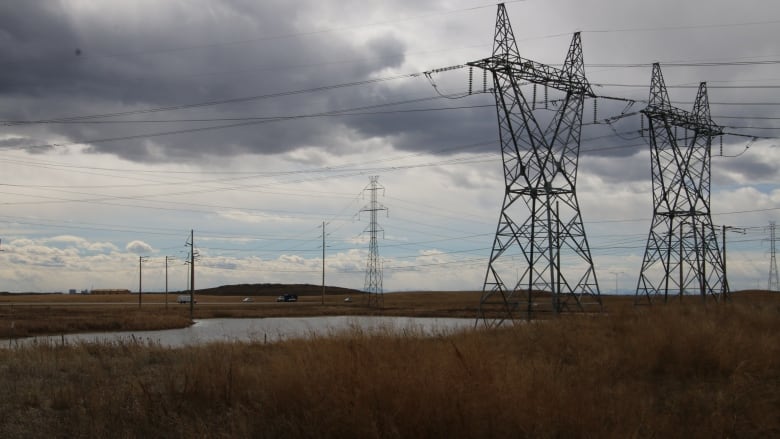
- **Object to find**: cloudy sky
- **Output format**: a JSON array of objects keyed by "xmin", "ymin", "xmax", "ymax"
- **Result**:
[{"xmin": 0, "ymin": 0, "xmax": 779, "ymax": 294}]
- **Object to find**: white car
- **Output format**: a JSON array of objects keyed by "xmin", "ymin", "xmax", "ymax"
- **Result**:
[{"xmin": 242, "ymin": 297, "xmax": 253, "ymax": 302}]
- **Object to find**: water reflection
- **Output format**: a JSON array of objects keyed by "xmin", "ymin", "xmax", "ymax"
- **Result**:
[{"xmin": 18, "ymin": 316, "xmax": 474, "ymax": 348}]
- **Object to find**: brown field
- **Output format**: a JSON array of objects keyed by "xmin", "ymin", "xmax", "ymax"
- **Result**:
[
  {"xmin": 0, "ymin": 292, "xmax": 778, "ymax": 438},
  {"xmin": 0, "ymin": 290, "xmax": 484, "ymax": 338},
  {"xmin": 1, "ymin": 289, "xmax": 777, "ymax": 338}
]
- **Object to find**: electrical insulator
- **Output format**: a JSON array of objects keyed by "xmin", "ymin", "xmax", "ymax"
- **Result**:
[
  {"xmin": 593, "ymin": 99, "xmax": 598, "ymax": 124},
  {"xmin": 532, "ymin": 84, "xmax": 537, "ymax": 110},
  {"xmin": 544, "ymin": 85, "xmax": 548, "ymax": 109},
  {"xmin": 468, "ymin": 67, "xmax": 473, "ymax": 95},
  {"xmin": 720, "ymin": 136, "xmax": 723, "ymax": 156},
  {"xmin": 483, "ymin": 69, "xmax": 487, "ymax": 93},
  {"xmin": 640, "ymin": 114, "xmax": 644, "ymax": 137}
]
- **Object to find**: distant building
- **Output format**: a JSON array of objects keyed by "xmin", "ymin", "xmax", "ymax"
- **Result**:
[{"xmin": 91, "ymin": 289, "xmax": 131, "ymax": 295}]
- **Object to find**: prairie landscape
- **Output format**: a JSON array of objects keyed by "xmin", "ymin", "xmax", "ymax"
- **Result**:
[{"xmin": 0, "ymin": 289, "xmax": 778, "ymax": 437}]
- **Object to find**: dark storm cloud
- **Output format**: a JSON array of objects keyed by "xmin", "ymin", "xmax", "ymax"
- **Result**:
[
  {"xmin": 0, "ymin": 0, "xmax": 777, "ymax": 167},
  {"xmin": 0, "ymin": 1, "xmax": 429, "ymax": 161}
]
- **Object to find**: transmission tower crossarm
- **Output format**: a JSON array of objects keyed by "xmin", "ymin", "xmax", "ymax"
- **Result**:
[
  {"xmin": 470, "ymin": 3, "xmax": 593, "ymax": 96},
  {"xmin": 644, "ymin": 105, "xmax": 722, "ymax": 135},
  {"xmin": 468, "ymin": 52, "xmax": 594, "ymax": 96},
  {"xmin": 645, "ymin": 63, "xmax": 722, "ymax": 135}
]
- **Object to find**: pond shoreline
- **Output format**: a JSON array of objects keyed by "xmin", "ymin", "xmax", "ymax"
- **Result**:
[{"xmin": 10, "ymin": 315, "xmax": 479, "ymax": 348}]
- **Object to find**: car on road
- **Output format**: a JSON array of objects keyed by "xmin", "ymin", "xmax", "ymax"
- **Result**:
[
  {"xmin": 241, "ymin": 297, "xmax": 253, "ymax": 302},
  {"xmin": 276, "ymin": 294, "xmax": 298, "ymax": 302},
  {"xmin": 177, "ymin": 295, "xmax": 196, "ymax": 304}
]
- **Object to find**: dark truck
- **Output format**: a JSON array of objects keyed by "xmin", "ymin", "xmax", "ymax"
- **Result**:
[{"xmin": 276, "ymin": 294, "xmax": 298, "ymax": 302}]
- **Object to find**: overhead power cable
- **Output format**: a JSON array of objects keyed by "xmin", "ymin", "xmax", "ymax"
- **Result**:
[
  {"xmin": 1, "ymin": 73, "xmax": 424, "ymax": 127},
  {"xmin": 2, "ymin": 94, "xmax": 472, "ymax": 151},
  {"xmin": 596, "ymin": 83, "xmax": 780, "ymax": 89},
  {"xmin": 1, "ymin": 103, "xmax": 494, "ymax": 126},
  {"xmin": 582, "ymin": 59, "xmax": 780, "ymax": 68}
]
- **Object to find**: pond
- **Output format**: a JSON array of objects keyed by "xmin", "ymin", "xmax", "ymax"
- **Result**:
[{"xmin": 14, "ymin": 316, "xmax": 476, "ymax": 348}]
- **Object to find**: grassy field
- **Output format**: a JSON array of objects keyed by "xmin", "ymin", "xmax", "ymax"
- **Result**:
[
  {"xmin": 0, "ymin": 290, "xmax": 483, "ymax": 338},
  {"xmin": 1, "ymin": 288, "xmax": 773, "ymax": 338},
  {"xmin": 0, "ymin": 294, "xmax": 778, "ymax": 438}
]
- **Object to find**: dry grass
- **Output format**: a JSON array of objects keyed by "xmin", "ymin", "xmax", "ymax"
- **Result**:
[
  {"xmin": 0, "ymin": 306, "xmax": 192, "ymax": 338},
  {"xmin": 0, "ymin": 291, "xmax": 483, "ymax": 338},
  {"xmin": 0, "ymin": 299, "xmax": 778, "ymax": 438},
  {"xmin": 0, "ymin": 290, "xmax": 772, "ymax": 338}
]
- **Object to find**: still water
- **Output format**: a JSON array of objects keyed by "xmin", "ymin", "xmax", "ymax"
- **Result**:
[{"xmin": 18, "ymin": 316, "xmax": 475, "ymax": 348}]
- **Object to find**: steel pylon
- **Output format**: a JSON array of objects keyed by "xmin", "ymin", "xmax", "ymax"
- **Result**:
[
  {"xmin": 768, "ymin": 222, "xmax": 778, "ymax": 291},
  {"xmin": 361, "ymin": 176, "xmax": 387, "ymax": 307},
  {"xmin": 469, "ymin": 4, "xmax": 601, "ymax": 326},
  {"xmin": 635, "ymin": 63, "xmax": 727, "ymax": 304}
]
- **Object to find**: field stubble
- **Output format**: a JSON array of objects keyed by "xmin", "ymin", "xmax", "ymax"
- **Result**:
[{"xmin": 0, "ymin": 292, "xmax": 778, "ymax": 437}]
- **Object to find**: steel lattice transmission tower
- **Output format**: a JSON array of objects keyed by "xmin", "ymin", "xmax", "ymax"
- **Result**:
[
  {"xmin": 635, "ymin": 63, "xmax": 727, "ymax": 304},
  {"xmin": 361, "ymin": 176, "xmax": 388, "ymax": 307},
  {"xmin": 769, "ymin": 222, "xmax": 779, "ymax": 291},
  {"xmin": 468, "ymin": 4, "xmax": 601, "ymax": 326}
]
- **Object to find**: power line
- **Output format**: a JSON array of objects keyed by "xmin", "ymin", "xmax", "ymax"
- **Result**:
[
  {"xmin": 3, "ymin": 1, "xmax": 519, "ymax": 67},
  {"xmin": 596, "ymin": 83, "xmax": 780, "ymax": 89},
  {"xmin": 1, "ymin": 96, "xmax": 493, "ymax": 152},
  {"xmin": 1, "ymin": 103, "xmax": 494, "ymax": 125},
  {"xmin": 1, "ymin": 73, "xmax": 423, "ymax": 127},
  {"xmin": 583, "ymin": 59, "xmax": 780, "ymax": 69}
]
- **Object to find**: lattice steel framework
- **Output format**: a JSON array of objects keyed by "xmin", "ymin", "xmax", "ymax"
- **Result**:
[
  {"xmin": 469, "ymin": 4, "xmax": 601, "ymax": 326},
  {"xmin": 361, "ymin": 176, "xmax": 387, "ymax": 307},
  {"xmin": 769, "ymin": 222, "xmax": 779, "ymax": 291},
  {"xmin": 635, "ymin": 63, "xmax": 727, "ymax": 304}
]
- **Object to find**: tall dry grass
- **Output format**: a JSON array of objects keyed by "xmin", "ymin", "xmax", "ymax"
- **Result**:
[
  {"xmin": 0, "ymin": 302, "xmax": 778, "ymax": 438},
  {"xmin": 0, "ymin": 307, "xmax": 193, "ymax": 338}
]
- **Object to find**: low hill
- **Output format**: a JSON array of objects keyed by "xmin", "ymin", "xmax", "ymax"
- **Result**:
[{"xmin": 195, "ymin": 283, "xmax": 362, "ymax": 297}]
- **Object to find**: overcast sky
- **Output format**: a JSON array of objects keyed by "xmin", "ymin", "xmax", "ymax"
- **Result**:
[{"xmin": 1, "ymin": 0, "xmax": 779, "ymax": 294}]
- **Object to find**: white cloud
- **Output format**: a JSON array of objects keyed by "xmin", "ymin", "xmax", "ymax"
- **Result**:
[{"xmin": 126, "ymin": 240, "xmax": 154, "ymax": 254}]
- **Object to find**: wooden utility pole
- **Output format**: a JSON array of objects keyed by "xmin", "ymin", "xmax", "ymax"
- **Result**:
[
  {"xmin": 165, "ymin": 256, "xmax": 170, "ymax": 310},
  {"xmin": 138, "ymin": 256, "xmax": 147, "ymax": 309},
  {"xmin": 322, "ymin": 221, "xmax": 325, "ymax": 305},
  {"xmin": 722, "ymin": 225, "xmax": 745, "ymax": 295},
  {"xmin": 189, "ymin": 229, "xmax": 195, "ymax": 320}
]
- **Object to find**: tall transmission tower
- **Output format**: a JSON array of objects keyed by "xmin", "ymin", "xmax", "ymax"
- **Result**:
[
  {"xmin": 468, "ymin": 4, "xmax": 601, "ymax": 325},
  {"xmin": 361, "ymin": 176, "xmax": 388, "ymax": 307},
  {"xmin": 769, "ymin": 222, "xmax": 779, "ymax": 291},
  {"xmin": 635, "ymin": 63, "xmax": 727, "ymax": 304}
]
